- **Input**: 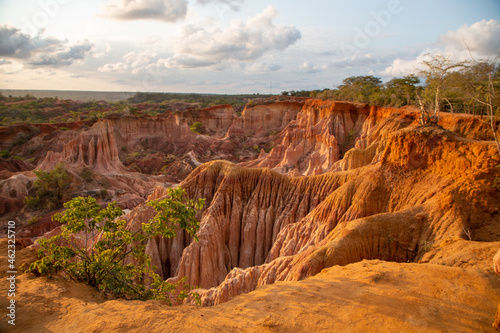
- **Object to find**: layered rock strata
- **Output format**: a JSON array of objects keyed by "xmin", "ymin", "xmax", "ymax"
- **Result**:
[{"xmin": 128, "ymin": 110, "xmax": 499, "ymax": 305}]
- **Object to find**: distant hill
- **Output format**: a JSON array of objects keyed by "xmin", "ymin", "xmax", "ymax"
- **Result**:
[{"xmin": 0, "ymin": 89, "xmax": 136, "ymax": 102}]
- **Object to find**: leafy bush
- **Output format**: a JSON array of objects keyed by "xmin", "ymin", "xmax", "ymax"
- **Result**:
[
  {"xmin": 12, "ymin": 127, "xmax": 40, "ymax": 146},
  {"xmin": 28, "ymin": 216, "xmax": 40, "ymax": 225},
  {"xmin": 189, "ymin": 121, "xmax": 202, "ymax": 134},
  {"xmin": 0, "ymin": 150, "xmax": 11, "ymax": 159},
  {"xmin": 79, "ymin": 167, "xmax": 95, "ymax": 183},
  {"xmin": 25, "ymin": 163, "xmax": 71, "ymax": 211},
  {"xmin": 27, "ymin": 188, "xmax": 205, "ymax": 302}
]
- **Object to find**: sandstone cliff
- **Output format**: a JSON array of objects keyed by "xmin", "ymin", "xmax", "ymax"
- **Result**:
[
  {"xmin": 188, "ymin": 125, "xmax": 499, "ymax": 305},
  {"xmin": 243, "ymin": 100, "xmax": 499, "ymax": 176},
  {"xmin": 2, "ymin": 98, "xmax": 499, "ymax": 311},
  {"xmin": 175, "ymin": 104, "xmax": 235, "ymax": 137},
  {"xmin": 121, "ymin": 100, "xmax": 499, "ymax": 306}
]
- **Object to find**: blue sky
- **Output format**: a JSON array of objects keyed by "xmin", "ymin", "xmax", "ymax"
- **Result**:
[{"xmin": 0, "ymin": 0, "xmax": 499, "ymax": 94}]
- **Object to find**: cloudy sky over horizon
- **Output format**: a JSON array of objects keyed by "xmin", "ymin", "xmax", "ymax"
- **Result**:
[{"xmin": 0, "ymin": 0, "xmax": 499, "ymax": 94}]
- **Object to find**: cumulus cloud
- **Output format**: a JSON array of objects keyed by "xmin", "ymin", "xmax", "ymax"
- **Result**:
[
  {"xmin": 98, "ymin": 50, "xmax": 160, "ymax": 74},
  {"xmin": 165, "ymin": 6, "xmax": 301, "ymax": 69},
  {"xmin": 301, "ymin": 61, "xmax": 319, "ymax": 74},
  {"xmin": 101, "ymin": 0, "xmax": 188, "ymax": 22},
  {"xmin": 439, "ymin": 19, "xmax": 500, "ymax": 56},
  {"xmin": 197, "ymin": 0, "xmax": 243, "ymax": 11},
  {"xmin": 28, "ymin": 40, "xmax": 93, "ymax": 68},
  {"xmin": 0, "ymin": 25, "xmax": 93, "ymax": 68},
  {"xmin": 0, "ymin": 25, "xmax": 59, "ymax": 59},
  {"xmin": 245, "ymin": 61, "xmax": 281, "ymax": 74},
  {"xmin": 381, "ymin": 19, "xmax": 500, "ymax": 77}
]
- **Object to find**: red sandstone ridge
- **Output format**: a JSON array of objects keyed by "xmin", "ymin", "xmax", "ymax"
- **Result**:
[
  {"xmin": 179, "ymin": 126, "xmax": 499, "ymax": 305},
  {"xmin": 1, "ymin": 99, "xmax": 499, "ymax": 321},
  {"xmin": 243, "ymin": 100, "xmax": 499, "ymax": 176},
  {"xmin": 38, "ymin": 120, "xmax": 127, "ymax": 173},
  {"xmin": 117, "ymin": 100, "xmax": 499, "ymax": 306},
  {"xmin": 229, "ymin": 101, "xmax": 303, "ymax": 138},
  {"xmin": 175, "ymin": 104, "xmax": 236, "ymax": 137}
]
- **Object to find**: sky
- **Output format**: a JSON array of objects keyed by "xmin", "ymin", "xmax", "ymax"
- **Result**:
[{"xmin": 0, "ymin": 0, "xmax": 499, "ymax": 94}]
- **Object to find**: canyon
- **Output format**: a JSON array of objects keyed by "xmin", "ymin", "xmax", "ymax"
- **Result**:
[{"xmin": 1, "ymin": 98, "xmax": 500, "ymax": 332}]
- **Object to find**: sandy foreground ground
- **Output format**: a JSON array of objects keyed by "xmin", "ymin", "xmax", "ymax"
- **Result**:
[{"xmin": 1, "ymin": 239, "xmax": 499, "ymax": 333}]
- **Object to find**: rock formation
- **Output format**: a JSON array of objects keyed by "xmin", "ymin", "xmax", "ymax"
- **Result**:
[
  {"xmin": 175, "ymin": 104, "xmax": 236, "ymax": 137},
  {"xmin": 121, "ymin": 100, "xmax": 499, "ymax": 306},
  {"xmin": 184, "ymin": 125, "xmax": 499, "ymax": 305},
  {"xmin": 1, "ymin": 97, "xmax": 499, "ymax": 312},
  {"xmin": 38, "ymin": 120, "xmax": 127, "ymax": 173}
]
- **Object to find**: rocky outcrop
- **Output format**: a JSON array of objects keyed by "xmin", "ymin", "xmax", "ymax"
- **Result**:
[
  {"xmin": 181, "ymin": 125, "xmax": 499, "ymax": 305},
  {"xmin": 38, "ymin": 120, "xmax": 126, "ymax": 173},
  {"xmin": 127, "ymin": 115, "xmax": 499, "ymax": 305},
  {"xmin": 234, "ymin": 101, "xmax": 303, "ymax": 137},
  {"xmin": 243, "ymin": 101, "xmax": 376, "ymax": 175},
  {"xmin": 0, "ymin": 173, "xmax": 34, "ymax": 224},
  {"xmin": 0, "ymin": 158, "xmax": 34, "ymax": 180},
  {"xmin": 3, "ymin": 97, "xmax": 499, "ymax": 309},
  {"xmin": 175, "ymin": 104, "xmax": 236, "ymax": 137},
  {"xmin": 243, "ymin": 101, "xmax": 499, "ymax": 177}
]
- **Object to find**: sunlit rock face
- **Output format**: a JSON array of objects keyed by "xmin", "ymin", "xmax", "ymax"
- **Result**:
[
  {"xmin": 121, "ymin": 100, "xmax": 499, "ymax": 306},
  {"xmin": 3, "ymin": 98, "xmax": 499, "ymax": 308}
]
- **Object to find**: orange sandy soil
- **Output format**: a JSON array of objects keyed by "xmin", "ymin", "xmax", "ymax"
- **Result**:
[{"xmin": 1, "ymin": 238, "xmax": 499, "ymax": 333}]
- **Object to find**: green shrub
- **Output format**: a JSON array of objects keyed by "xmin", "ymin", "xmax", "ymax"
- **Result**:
[
  {"xmin": 25, "ymin": 163, "xmax": 71, "ymax": 211},
  {"xmin": 13, "ymin": 127, "xmax": 40, "ymax": 146},
  {"xmin": 265, "ymin": 144, "xmax": 274, "ymax": 153},
  {"xmin": 27, "ymin": 188, "xmax": 204, "ymax": 302},
  {"xmin": 190, "ymin": 121, "xmax": 202, "ymax": 134},
  {"xmin": 0, "ymin": 150, "xmax": 11, "ymax": 159},
  {"xmin": 79, "ymin": 167, "xmax": 94, "ymax": 183},
  {"xmin": 28, "ymin": 216, "xmax": 40, "ymax": 225}
]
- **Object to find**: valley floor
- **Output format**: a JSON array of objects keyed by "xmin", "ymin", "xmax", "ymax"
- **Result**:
[{"xmin": 1, "ymin": 239, "xmax": 499, "ymax": 333}]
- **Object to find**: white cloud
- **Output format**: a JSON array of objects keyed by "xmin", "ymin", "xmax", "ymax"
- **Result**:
[
  {"xmin": 165, "ymin": 6, "xmax": 301, "ymax": 69},
  {"xmin": 245, "ymin": 61, "xmax": 281, "ymax": 74},
  {"xmin": 101, "ymin": 0, "xmax": 188, "ymax": 22},
  {"xmin": 28, "ymin": 40, "xmax": 93, "ymax": 68},
  {"xmin": 0, "ymin": 25, "xmax": 59, "ymax": 59},
  {"xmin": 0, "ymin": 61, "xmax": 23, "ymax": 75},
  {"xmin": 0, "ymin": 25, "xmax": 93, "ymax": 68},
  {"xmin": 98, "ymin": 50, "xmax": 160, "ymax": 74},
  {"xmin": 98, "ymin": 61, "xmax": 128, "ymax": 73},
  {"xmin": 381, "ymin": 19, "xmax": 500, "ymax": 77},
  {"xmin": 197, "ymin": 0, "xmax": 243, "ymax": 11},
  {"xmin": 301, "ymin": 61, "xmax": 319, "ymax": 74},
  {"xmin": 439, "ymin": 19, "xmax": 500, "ymax": 57}
]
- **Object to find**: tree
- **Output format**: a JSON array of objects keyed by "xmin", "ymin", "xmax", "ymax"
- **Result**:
[
  {"xmin": 417, "ymin": 54, "xmax": 466, "ymax": 124},
  {"xmin": 25, "ymin": 163, "xmax": 72, "ymax": 211},
  {"xmin": 385, "ymin": 74, "xmax": 420, "ymax": 107},
  {"xmin": 463, "ymin": 55, "xmax": 500, "ymax": 155},
  {"xmin": 27, "ymin": 188, "xmax": 205, "ymax": 302},
  {"xmin": 337, "ymin": 75, "xmax": 383, "ymax": 103}
]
